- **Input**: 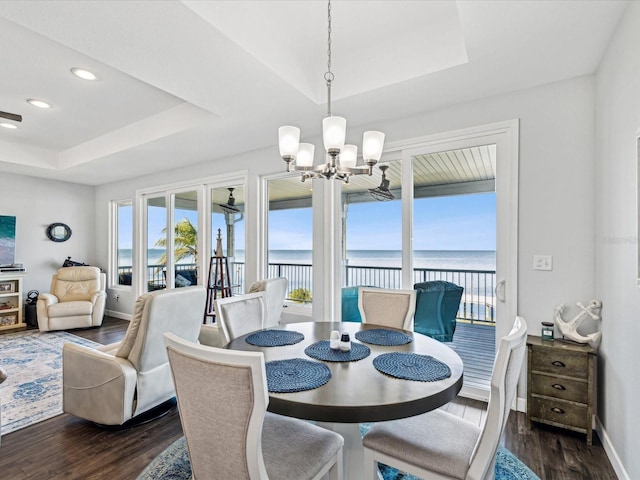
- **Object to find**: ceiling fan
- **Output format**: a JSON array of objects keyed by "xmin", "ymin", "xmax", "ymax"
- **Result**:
[
  {"xmin": 217, "ymin": 187, "xmax": 241, "ymax": 214},
  {"xmin": 0, "ymin": 111, "xmax": 22, "ymax": 123},
  {"xmin": 369, "ymin": 165, "xmax": 396, "ymax": 202}
]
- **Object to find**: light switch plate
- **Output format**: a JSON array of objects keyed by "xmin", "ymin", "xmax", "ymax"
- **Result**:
[{"xmin": 533, "ymin": 255, "xmax": 553, "ymax": 271}]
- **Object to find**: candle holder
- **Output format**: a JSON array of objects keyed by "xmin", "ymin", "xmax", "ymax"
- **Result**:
[{"xmin": 541, "ymin": 322, "xmax": 554, "ymax": 340}]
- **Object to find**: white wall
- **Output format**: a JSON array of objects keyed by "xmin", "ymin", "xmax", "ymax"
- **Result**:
[
  {"xmin": 0, "ymin": 172, "xmax": 96, "ymax": 299},
  {"xmin": 594, "ymin": 2, "xmax": 640, "ymax": 478}
]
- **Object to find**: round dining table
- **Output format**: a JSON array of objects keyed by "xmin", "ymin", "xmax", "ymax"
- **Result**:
[{"xmin": 227, "ymin": 321, "xmax": 464, "ymax": 480}]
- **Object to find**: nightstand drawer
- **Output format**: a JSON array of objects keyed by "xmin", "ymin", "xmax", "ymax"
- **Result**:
[
  {"xmin": 530, "ymin": 346, "xmax": 588, "ymax": 379},
  {"xmin": 529, "ymin": 395, "xmax": 589, "ymax": 431},
  {"xmin": 530, "ymin": 374, "xmax": 588, "ymax": 403}
]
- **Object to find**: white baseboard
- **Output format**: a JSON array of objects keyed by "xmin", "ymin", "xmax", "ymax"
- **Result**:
[
  {"xmin": 595, "ymin": 417, "xmax": 629, "ymax": 480},
  {"xmin": 105, "ymin": 309, "xmax": 131, "ymax": 321}
]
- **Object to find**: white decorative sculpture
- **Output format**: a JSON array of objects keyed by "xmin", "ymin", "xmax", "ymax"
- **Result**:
[{"xmin": 553, "ymin": 299, "xmax": 602, "ymax": 350}]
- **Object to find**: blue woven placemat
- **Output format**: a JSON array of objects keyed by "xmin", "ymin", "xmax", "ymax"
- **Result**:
[
  {"xmin": 373, "ymin": 352, "xmax": 451, "ymax": 382},
  {"xmin": 355, "ymin": 328, "xmax": 413, "ymax": 346},
  {"xmin": 265, "ymin": 358, "xmax": 332, "ymax": 393},
  {"xmin": 245, "ymin": 330, "xmax": 304, "ymax": 347},
  {"xmin": 304, "ymin": 340, "xmax": 371, "ymax": 362}
]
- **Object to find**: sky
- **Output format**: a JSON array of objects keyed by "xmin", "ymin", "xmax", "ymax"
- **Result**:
[
  {"xmin": 269, "ymin": 192, "xmax": 496, "ymax": 251},
  {"xmin": 119, "ymin": 191, "xmax": 496, "ymax": 252}
]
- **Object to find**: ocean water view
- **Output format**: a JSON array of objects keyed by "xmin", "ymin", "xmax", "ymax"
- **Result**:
[
  {"xmin": 119, "ymin": 249, "xmax": 495, "ymax": 271},
  {"xmin": 120, "ymin": 248, "xmax": 496, "ymax": 320}
]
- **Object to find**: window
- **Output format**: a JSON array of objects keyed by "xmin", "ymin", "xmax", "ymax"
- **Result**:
[
  {"xmin": 172, "ymin": 190, "xmax": 199, "ymax": 288},
  {"xmin": 114, "ymin": 200, "xmax": 133, "ymax": 287},
  {"xmin": 145, "ymin": 196, "xmax": 167, "ymax": 291},
  {"xmin": 266, "ymin": 176, "xmax": 313, "ymax": 306},
  {"xmin": 210, "ymin": 185, "xmax": 245, "ymax": 294},
  {"xmin": 341, "ymin": 160, "xmax": 402, "ymax": 288}
]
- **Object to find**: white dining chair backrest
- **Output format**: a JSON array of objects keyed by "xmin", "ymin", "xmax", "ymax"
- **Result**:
[
  {"xmin": 164, "ymin": 332, "xmax": 269, "ymax": 479},
  {"xmin": 358, "ymin": 287, "xmax": 416, "ymax": 330},
  {"xmin": 215, "ymin": 291, "xmax": 267, "ymax": 346},
  {"xmin": 248, "ymin": 277, "xmax": 288, "ymax": 328},
  {"xmin": 467, "ymin": 315, "xmax": 528, "ymax": 479}
]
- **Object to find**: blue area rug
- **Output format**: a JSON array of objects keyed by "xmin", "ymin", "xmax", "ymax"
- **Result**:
[
  {"xmin": 0, "ymin": 330, "xmax": 101, "ymax": 434},
  {"xmin": 138, "ymin": 428, "xmax": 540, "ymax": 480}
]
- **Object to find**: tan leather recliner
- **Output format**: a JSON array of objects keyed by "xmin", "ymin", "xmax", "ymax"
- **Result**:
[
  {"xmin": 62, "ymin": 286, "xmax": 206, "ymax": 425},
  {"xmin": 36, "ymin": 266, "xmax": 106, "ymax": 332}
]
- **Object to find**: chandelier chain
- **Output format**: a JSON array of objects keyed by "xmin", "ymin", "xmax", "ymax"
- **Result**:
[{"xmin": 325, "ymin": 0, "xmax": 334, "ymax": 84}]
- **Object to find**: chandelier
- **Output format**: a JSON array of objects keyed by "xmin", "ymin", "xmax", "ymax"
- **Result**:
[{"xmin": 278, "ymin": 0, "xmax": 385, "ymax": 183}]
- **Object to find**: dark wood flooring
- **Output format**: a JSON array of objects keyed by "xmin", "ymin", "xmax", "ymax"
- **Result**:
[{"xmin": 0, "ymin": 317, "xmax": 617, "ymax": 479}]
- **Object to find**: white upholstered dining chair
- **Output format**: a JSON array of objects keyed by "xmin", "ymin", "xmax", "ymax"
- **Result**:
[
  {"xmin": 362, "ymin": 316, "xmax": 528, "ymax": 480},
  {"xmin": 164, "ymin": 333, "xmax": 344, "ymax": 480},
  {"xmin": 215, "ymin": 291, "xmax": 267, "ymax": 346},
  {"xmin": 358, "ymin": 287, "xmax": 417, "ymax": 330},
  {"xmin": 248, "ymin": 277, "xmax": 288, "ymax": 327}
]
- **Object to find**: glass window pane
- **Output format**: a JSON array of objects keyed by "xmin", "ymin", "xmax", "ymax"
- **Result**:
[
  {"xmin": 146, "ymin": 196, "xmax": 167, "ymax": 292},
  {"xmin": 412, "ymin": 146, "xmax": 497, "ymax": 323},
  {"xmin": 173, "ymin": 191, "xmax": 199, "ymax": 288},
  {"xmin": 267, "ymin": 177, "xmax": 312, "ymax": 306},
  {"xmin": 210, "ymin": 185, "xmax": 245, "ymax": 295},
  {"xmin": 116, "ymin": 201, "xmax": 133, "ymax": 286},
  {"xmin": 342, "ymin": 161, "xmax": 402, "ymax": 289}
]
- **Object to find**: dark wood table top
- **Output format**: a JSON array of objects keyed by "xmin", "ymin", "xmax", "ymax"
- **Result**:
[{"xmin": 227, "ymin": 321, "xmax": 464, "ymax": 423}]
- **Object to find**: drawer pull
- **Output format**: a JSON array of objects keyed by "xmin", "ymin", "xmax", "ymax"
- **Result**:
[
  {"xmin": 551, "ymin": 407, "xmax": 565, "ymax": 414},
  {"xmin": 551, "ymin": 383, "xmax": 566, "ymax": 391},
  {"xmin": 551, "ymin": 360, "xmax": 566, "ymax": 368}
]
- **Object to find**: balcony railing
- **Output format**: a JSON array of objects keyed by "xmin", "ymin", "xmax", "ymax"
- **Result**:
[{"xmin": 118, "ymin": 262, "xmax": 495, "ymax": 323}]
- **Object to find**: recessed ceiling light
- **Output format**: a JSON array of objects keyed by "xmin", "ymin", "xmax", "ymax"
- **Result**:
[
  {"xmin": 0, "ymin": 123, "xmax": 18, "ymax": 130},
  {"xmin": 71, "ymin": 68, "xmax": 97, "ymax": 81},
  {"xmin": 27, "ymin": 99, "xmax": 51, "ymax": 109}
]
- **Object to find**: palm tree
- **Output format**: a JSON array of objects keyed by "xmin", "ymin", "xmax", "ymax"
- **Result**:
[{"xmin": 154, "ymin": 218, "xmax": 197, "ymax": 265}]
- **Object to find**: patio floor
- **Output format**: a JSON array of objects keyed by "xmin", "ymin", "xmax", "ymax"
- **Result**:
[{"xmin": 450, "ymin": 321, "xmax": 496, "ymax": 390}]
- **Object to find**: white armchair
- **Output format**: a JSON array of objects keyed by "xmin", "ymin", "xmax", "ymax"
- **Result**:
[
  {"xmin": 37, "ymin": 266, "xmax": 106, "ymax": 332},
  {"xmin": 62, "ymin": 286, "xmax": 206, "ymax": 426}
]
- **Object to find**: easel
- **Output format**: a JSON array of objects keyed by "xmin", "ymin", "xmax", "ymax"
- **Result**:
[{"xmin": 203, "ymin": 229, "xmax": 233, "ymax": 324}]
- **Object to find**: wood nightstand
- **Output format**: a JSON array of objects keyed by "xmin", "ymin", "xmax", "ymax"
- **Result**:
[{"xmin": 526, "ymin": 335, "xmax": 596, "ymax": 445}]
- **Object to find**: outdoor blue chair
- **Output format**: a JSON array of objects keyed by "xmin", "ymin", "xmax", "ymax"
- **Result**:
[
  {"xmin": 341, "ymin": 286, "xmax": 363, "ymax": 322},
  {"xmin": 413, "ymin": 281, "xmax": 464, "ymax": 342}
]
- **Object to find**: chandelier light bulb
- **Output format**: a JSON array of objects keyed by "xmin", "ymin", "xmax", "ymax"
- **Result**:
[
  {"xmin": 363, "ymin": 131, "xmax": 385, "ymax": 162},
  {"xmin": 278, "ymin": 126, "xmax": 300, "ymax": 158},
  {"xmin": 296, "ymin": 143, "xmax": 315, "ymax": 167},
  {"xmin": 322, "ymin": 116, "xmax": 347, "ymax": 153},
  {"xmin": 339, "ymin": 145, "xmax": 357, "ymax": 169}
]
